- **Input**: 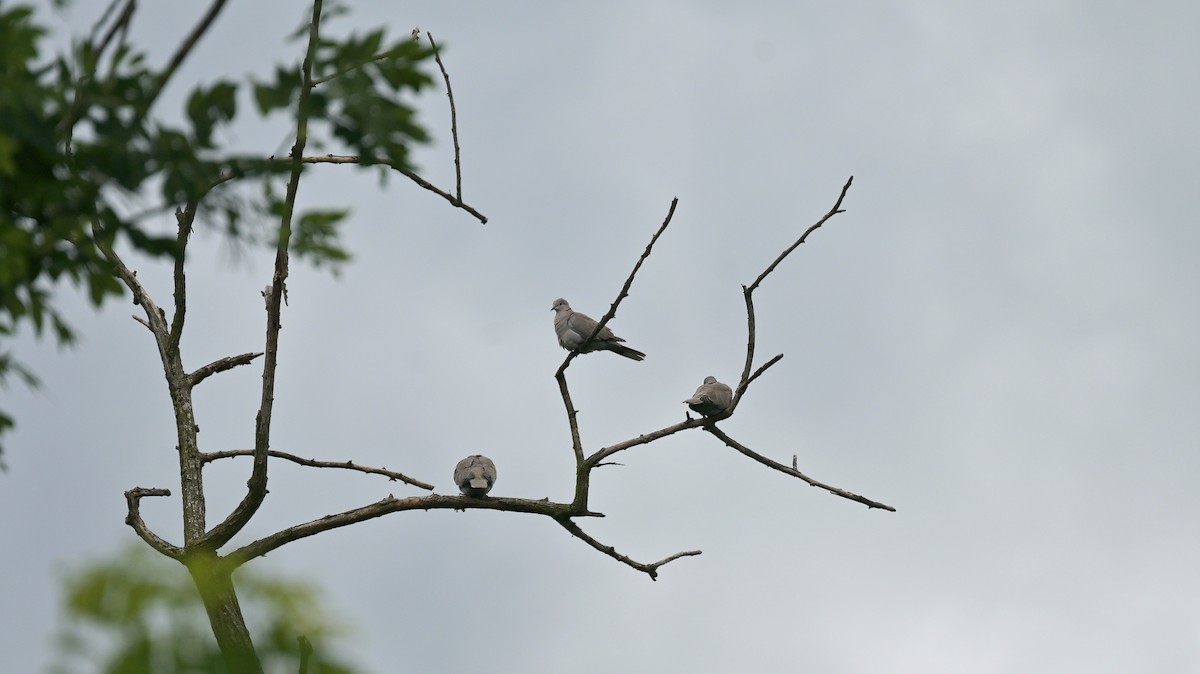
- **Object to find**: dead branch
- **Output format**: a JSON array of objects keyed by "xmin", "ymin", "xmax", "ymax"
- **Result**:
[
  {"xmin": 556, "ymin": 197, "xmax": 678, "ymax": 377},
  {"xmin": 188, "ymin": 352, "xmax": 264, "ymax": 387},
  {"xmin": 123, "ymin": 487, "xmax": 184, "ymax": 559},
  {"xmin": 555, "ymin": 518, "xmax": 701, "ymax": 581},
  {"xmin": 747, "ymin": 175, "xmax": 854, "ymax": 293},
  {"xmin": 585, "ymin": 417, "xmax": 707, "ymax": 468},
  {"xmin": 201, "ymin": 448, "xmax": 435, "ymax": 491},
  {"xmin": 198, "ymin": 0, "xmax": 323, "ymax": 553},
  {"xmin": 705, "ymin": 426, "xmax": 896, "ymax": 511},
  {"xmin": 426, "ymin": 33, "xmax": 463, "ymax": 201},
  {"xmin": 297, "ymin": 155, "xmax": 487, "ymax": 223},
  {"xmin": 223, "ymin": 494, "xmax": 602, "ymax": 569},
  {"xmin": 167, "ymin": 201, "xmax": 198, "ymax": 356}
]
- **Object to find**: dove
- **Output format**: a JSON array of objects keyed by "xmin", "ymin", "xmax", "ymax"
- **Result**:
[
  {"xmin": 454, "ymin": 455, "xmax": 497, "ymax": 497},
  {"xmin": 683, "ymin": 376, "xmax": 733, "ymax": 417},
  {"xmin": 551, "ymin": 298, "xmax": 646, "ymax": 361}
]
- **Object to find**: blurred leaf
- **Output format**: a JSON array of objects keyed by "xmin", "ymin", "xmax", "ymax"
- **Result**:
[{"xmin": 52, "ymin": 544, "xmax": 365, "ymax": 674}]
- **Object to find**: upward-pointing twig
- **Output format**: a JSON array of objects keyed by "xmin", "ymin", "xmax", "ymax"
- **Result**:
[{"xmin": 427, "ymin": 33, "xmax": 463, "ymax": 202}]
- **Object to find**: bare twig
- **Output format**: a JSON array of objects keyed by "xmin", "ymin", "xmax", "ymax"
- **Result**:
[
  {"xmin": 296, "ymin": 154, "xmax": 487, "ymax": 223},
  {"xmin": 556, "ymin": 197, "xmax": 678, "ymax": 377},
  {"xmin": 167, "ymin": 201, "xmax": 198, "ymax": 356},
  {"xmin": 585, "ymin": 417, "xmax": 707, "ymax": 468},
  {"xmin": 745, "ymin": 353, "xmax": 784, "ymax": 389},
  {"xmin": 123, "ymin": 487, "xmax": 184, "ymax": 559},
  {"xmin": 705, "ymin": 426, "xmax": 895, "ymax": 511},
  {"xmin": 223, "ymin": 494, "xmax": 601, "ymax": 569},
  {"xmin": 426, "ymin": 33, "xmax": 463, "ymax": 201},
  {"xmin": 555, "ymin": 518, "xmax": 701, "ymax": 581},
  {"xmin": 747, "ymin": 176, "xmax": 853, "ymax": 293},
  {"xmin": 734, "ymin": 177, "xmax": 853, "ymax": 411},
  {"xmin": 188, "ymin": 352, "xmax": 264, "ymax": 387},
  {"xmin": 201, "ymin": 449, "xmax": 434, "ymax": 491}
]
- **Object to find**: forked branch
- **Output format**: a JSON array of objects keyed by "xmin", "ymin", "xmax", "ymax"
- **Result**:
[
  {"xmin": 555, "ymin": 518, "xmax": 701, "ymax": 581},
  {"xmin": 296, "ymin": 154, "xmax": 486, "ymax": 223}
]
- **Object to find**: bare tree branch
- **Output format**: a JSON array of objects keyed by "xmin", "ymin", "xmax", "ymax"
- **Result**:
[
  {"xmin": 200, "ymin": 0, "xmax": 322, "ymax": 552},
  {"xmin": 167, "ymin": 201, "xmax": 198, "ymax": 357},
  {"xmin": 705, "ymin": 426, "xmax": 896, "ymax": 511},
  {"xmin": 188, "ymin": 352, "xmax": 264, "ymax": 387},
  {"xmin": 201, "ymin": 449, "xmax": 435, "ymax": 491},
  {"xmin": 734, "ymin": 176, "xmax": 854, "ymax": 413},
  {"xmin": 295, "ymin": 154, "xmax": 487, "ymax": 223},
  {"xmin": 224, "ymin": 494, "xmax": 602, "ymax": 569},
  {"xmin": 555, "ymin": 517, "xmax": 701, "ymax": 581},
  {"xmin": 585, "ymin": 417, "xmax": 707, "ymax": 468},
  {"xmin": 426, "ymin": 32, "xmax": 463, "ymax": 201},
  {"xmin": 745, "ymin": 353, "xmax": 784, "ymax": 389},
  {"xmin": 556, "ymin": 197, "xmax": 678, "ymax": 377},
  {"xmin": 747, "ymin": 176, "xmax": 853, "ymax": 293},
  {"xmin": 124, "ymin": 487, "xmax": 184, "ymax": 560}
]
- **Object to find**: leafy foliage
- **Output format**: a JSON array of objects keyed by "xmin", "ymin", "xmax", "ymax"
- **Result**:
[
  {"xmin": 0, "ymin": 2, "xmax": 438, "ymax": 459},
  {"xmin": 50, "ymin": 544, "xmax": 361, "ymax": 674}
]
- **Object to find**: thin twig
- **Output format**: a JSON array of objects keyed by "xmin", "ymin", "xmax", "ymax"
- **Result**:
[
  {"xmin": 747, "ymin": 176, "xmax": 853, "ymax": 293},
  {"xmin": 123, "ymin": 487, "xmax": 184, "ymax": 559},
  {"xmin": 188, "ymin": 352, "xmax": 263, "ymax": 387},
  {"xmin": 556, "ymin": 197, "xmax": 678, "ymax": 377},
  {"xmin": 705, "ymin": 426, "xmax": 896, "ymax": 511},
  {"xmin": 426, "ymin": 33, "xmax": 463, "ymax": 201},
  {"xmin": 295, "ymin": 154, "xmax": 487, "ymax": 223},
  {"xmin": 745, "ymin": 353, "xmax": 784, "ymax": 389},
  {"xmin": 201, "ymin": 449, "xmax": 434, "ymax": 491},
  {"xmin": 555, "ymin": 517, "xmax": 701, "ymax": 581},
  {"xmin": 585, "ymin": 417, "xmax": 707, "ymax": 468}
]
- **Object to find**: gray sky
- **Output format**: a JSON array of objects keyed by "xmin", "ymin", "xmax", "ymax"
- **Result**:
[{"xmin": 3, "ymin": 0, "xmax": 1199, "ymax": 672}]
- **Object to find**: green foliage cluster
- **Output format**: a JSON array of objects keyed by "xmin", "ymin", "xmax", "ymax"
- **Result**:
[
  {"xmin": 51, "ymin": 544, "xmax": 361, "ymax": 674},
  {"xmin": 0, "ymin": 2, "xmax": 438, "ymax": 460}
]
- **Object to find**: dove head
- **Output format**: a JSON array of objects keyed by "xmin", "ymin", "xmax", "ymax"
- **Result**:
[
  {"xmin": 703, "ymin": 376, "xmax": 718, "ymax": 384},
  {"xmin": 552, "ymin": 298, "xmax": 570, "ymax": 312}
]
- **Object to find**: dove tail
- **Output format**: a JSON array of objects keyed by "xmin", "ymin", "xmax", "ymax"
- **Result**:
[{"xmin": 610, "ymin": 344, "xmax": 647, "ymax": 361}]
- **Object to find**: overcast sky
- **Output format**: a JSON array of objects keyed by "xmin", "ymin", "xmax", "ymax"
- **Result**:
[{"xmin": 3, "ymin": 1, "xmax": 1199, "ymax": 672}]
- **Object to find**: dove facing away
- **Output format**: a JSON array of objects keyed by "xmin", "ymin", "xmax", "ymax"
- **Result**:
[
  {"xmin": 683, "ymin": 376, "xmax": 733, "ymax": 417},
  {"xmin": 551, "ymin": 298, "xmax": 646, "ymax": 361},
  {"xmin": 454, "ymin": 455, "xmax": 497, "ymax": 497}
]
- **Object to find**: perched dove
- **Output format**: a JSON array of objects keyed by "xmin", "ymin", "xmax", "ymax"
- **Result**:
[
  {"xmin": 454, "ymin": 455, "xmax": 497, "ymax": 497},
  {"xmin": 683, "ymin": 376, "xmax": 733, "ymax": 417},
  {"xmin": 551, "ymin": 298, "xmax": 646, "ymax": 361}
]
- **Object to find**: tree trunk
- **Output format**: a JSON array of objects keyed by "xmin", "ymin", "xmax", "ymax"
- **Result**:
[{"xmin": 187, "ymin": 551, "xmax": 263, "ymax": 674}]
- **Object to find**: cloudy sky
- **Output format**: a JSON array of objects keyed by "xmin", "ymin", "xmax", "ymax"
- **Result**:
[{"xmin": 3, "ymin": 0, "xmax": 1199, "ymax": 672}]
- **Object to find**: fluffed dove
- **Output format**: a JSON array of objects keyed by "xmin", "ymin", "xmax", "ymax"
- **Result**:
[
  {"xmin": 683, "ymin": 376, "xmax": 733, "ymax": 417},
  {"xmin": 551, "ymin": 298, "xmax": 646, "ymax": 361},
  {"xmin": 454, "ymin": 455, "xmax": 497, "ymax": 497}
]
